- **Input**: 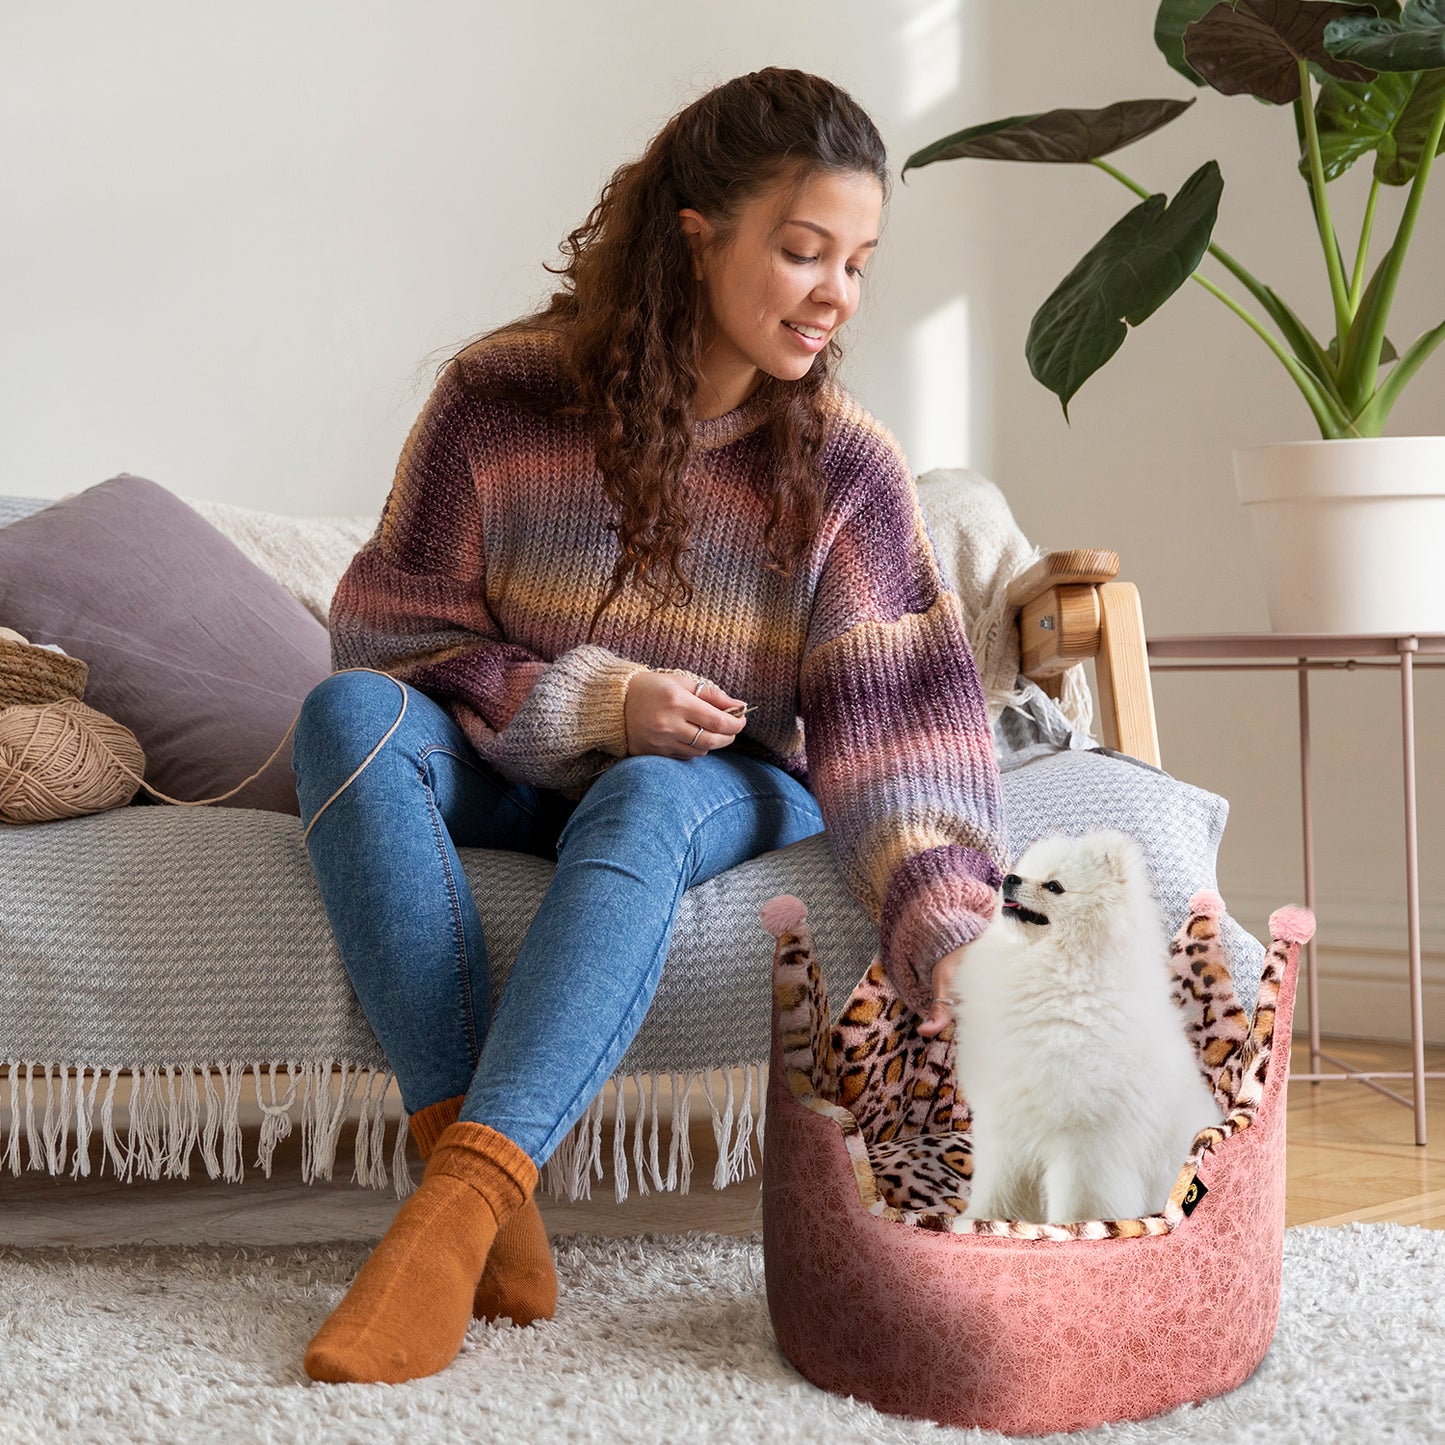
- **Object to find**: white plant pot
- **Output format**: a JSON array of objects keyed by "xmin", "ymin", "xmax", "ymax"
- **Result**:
[{"xmin": 1234, "ymin": 436, "xmax": 1445, "ymax": 634}]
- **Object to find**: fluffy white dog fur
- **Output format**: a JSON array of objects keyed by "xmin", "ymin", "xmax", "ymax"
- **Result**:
[{"xmin": 948, "ymin": 830, "xmax": 1223, "ymax": 1224}]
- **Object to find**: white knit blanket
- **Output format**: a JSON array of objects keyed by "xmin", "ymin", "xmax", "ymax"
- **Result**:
[
  {"xmin": 180, "ymin": 496, "xmax": 377, "ymax": 629},
  {"xmin": 911, "ymin": 469, "xmax": 1092, "ymax": 735}
]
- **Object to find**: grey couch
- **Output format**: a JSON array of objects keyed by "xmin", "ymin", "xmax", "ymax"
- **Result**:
[{"xmin": 0, "ymin": 479, "xmax": 1260, "ymax": 1201}]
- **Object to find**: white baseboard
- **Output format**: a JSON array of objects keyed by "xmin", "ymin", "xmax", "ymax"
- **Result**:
[{"xmin": 1220, "ymin": 883, "xmax": 1445, "ymax": 1046}]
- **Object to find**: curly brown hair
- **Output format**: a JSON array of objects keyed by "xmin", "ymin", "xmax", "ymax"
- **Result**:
[{"xmin": 448, "ymin": 68, "xmax": 888, "ymax": 637}]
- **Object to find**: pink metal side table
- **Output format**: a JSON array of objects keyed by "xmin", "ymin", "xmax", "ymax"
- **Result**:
[{"xmin": 1147, "ymin": 632, "xmax": 1444, "ymax": 1146}]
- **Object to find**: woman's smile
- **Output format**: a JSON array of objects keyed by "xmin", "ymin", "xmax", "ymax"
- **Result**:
[{"xmin": 782, "ymin": 320, "xmax": 830, "ymax": 350}]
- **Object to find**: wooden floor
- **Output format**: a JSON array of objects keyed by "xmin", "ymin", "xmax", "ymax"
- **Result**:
[
  {"xmin": 1, "ymin": 1034, "xmax": 1441, "ymax": 1249},
  {"xmin": 1282, "ymin": 1036, "xmax": 1445, "ymax": 1229}
]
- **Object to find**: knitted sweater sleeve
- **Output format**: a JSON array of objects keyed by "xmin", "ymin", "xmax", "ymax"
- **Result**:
[
  {"xmin": 800, "ymin": 433, "xmax": 1007, "ymax": 1017},
  {"xmin": 328, "ymin": 366, "xmax": 647, "ymax": 789}
]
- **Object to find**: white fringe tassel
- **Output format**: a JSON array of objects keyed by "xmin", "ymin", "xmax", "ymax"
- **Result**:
[
  {"xmin": 541, "ymin": 1064, "xmax": 765, "ymax": 1203},
  {"xmin": 1, "ymin": 1060, "xmax": 410, "ymax": 1195},
  {"xmin": 2, "ymin": 1060, "xmax": 769, "ymax": 1204}
]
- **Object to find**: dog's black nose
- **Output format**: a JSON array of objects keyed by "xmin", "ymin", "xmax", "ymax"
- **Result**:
[{"xmin": 1003, "ymin": 873, "xmax": 1020, "ymax": 897}]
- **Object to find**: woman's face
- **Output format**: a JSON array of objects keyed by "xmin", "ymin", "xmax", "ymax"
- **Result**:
[{"xmin": 680, "ymin": 168, "xmax": 883, "ymax": 419}]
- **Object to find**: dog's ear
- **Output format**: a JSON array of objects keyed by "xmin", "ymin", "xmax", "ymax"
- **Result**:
[{"xmin": 1092, "ymin": 829, "xmax": 1140, "ymax": 885}]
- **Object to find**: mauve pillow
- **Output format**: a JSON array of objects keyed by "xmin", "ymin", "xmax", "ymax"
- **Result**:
[{"xmin": 0, "ymin": 474, "xmax": 333, "ymax": 814}]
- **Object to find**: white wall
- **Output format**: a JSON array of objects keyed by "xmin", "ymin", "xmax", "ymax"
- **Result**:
[
  {"xmin": 0, "ymin": 0, "xmax": 992, "ymax": 510},
  {"xmin": 4, "ymin": 1, "xmax": 1441, "ymax": 1039}
]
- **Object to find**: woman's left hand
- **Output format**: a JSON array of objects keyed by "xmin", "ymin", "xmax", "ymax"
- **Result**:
[{"xmin": 917, "ymin": 944, "xmax": 967, "ymax": 1038}]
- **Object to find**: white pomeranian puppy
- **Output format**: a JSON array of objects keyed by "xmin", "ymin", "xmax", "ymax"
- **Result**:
[{"xmin": 948, "ymin": 830, "xmax": 1223, "ymax": 1225}]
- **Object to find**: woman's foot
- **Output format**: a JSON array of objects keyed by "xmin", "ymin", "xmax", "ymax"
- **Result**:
[
  {"xmin": 471, "ymin": 1196, "xmax": 558, "ymax": 1325},
  {"xmin": 303, "ymin": 1122, "xmax": 536, "ymax": 1384},
  {"xmin": 406, "ymin": 1095, "xmax": 558, "ymax": 1326}
]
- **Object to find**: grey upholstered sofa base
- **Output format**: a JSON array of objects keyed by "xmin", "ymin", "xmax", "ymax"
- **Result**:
[{"xmin": 0, "ymin": 808, "xmax": 880, "ymax": 1200}]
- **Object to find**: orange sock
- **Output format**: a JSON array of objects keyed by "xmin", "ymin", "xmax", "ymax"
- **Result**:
[
  {"xmin": 469, "ymin": 1193, "xmax": 558, "ymax": 1325},
  {"xmin": 409, "ymin": 1096, "xmax": 558, "ymax": 1326},
  {"xmin": 303, "ymin": 1121, "xmax": 535, "ymax": 1384}
]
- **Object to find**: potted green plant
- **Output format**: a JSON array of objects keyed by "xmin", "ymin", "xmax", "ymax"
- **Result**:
[{"xmin": 904, "ymin": 0, "xmax": 1445, "ymax": 634}]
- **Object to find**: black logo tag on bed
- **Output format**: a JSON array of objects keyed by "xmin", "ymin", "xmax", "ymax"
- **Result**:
[{"xmin": 1180, "ymin": 1176, "xmax": 1208, "ymax": 1217}]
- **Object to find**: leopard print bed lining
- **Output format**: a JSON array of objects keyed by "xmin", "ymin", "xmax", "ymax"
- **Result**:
[{"xmin": 773, "ymin": 891, "xmax": 1288, "ymax": 1240}]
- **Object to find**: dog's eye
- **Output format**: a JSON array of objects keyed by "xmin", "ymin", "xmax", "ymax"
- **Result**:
[{"xmin": 1043, "ymin": 880, "xmax": 1065, "ymax": 895}]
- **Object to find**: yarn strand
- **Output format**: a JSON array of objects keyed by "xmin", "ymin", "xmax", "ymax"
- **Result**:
[
  {"xmin": 298, "ymin": 672, "xmax": 408, "ymax": 844},
  {"xmin": 0, "ymin": 668, "xmax": 407, "ymax": 827}
]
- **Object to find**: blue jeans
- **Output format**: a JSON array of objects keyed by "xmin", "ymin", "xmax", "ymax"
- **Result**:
[{"xmin": 292, "ymin": 669, "xmax": 824, "ymax": 1169}]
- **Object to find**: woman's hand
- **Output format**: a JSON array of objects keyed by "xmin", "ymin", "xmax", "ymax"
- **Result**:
[
  {"xmin": 624, "ymin": 670, "xmax": 749, "ymax": 759},
  {"xmin": 917, "ymin": 944, "xmax": 968, "ymax": 1038}
]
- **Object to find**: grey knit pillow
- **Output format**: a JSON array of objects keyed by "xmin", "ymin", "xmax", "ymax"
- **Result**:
[
  {"xmin": 0, "ymin": 495, "xmax": 49, "ymax": 527},
  {"xmin": 999, "ymin": 747, "xmax": 1265, "ymax": 1014}
]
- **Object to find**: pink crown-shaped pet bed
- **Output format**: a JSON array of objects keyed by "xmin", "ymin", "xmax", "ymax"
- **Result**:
[{"xmin": 760, "ymin": 891, "xmax": 1314, "ymax": 1436}]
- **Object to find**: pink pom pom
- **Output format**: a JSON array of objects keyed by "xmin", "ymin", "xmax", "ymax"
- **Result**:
[
  {"xmin": 1188, "ymin": 889, "xmax": 1226, "ymax": 918},
  {"xmin": 1269, "ymin": 906, "xmax": 1316, "ymax": 946},
  {"xmin": 761, "ymin": 894, "xmax": 808, "ymax": 938}
]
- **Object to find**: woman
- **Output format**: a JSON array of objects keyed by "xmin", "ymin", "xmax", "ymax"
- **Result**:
[{"xmin": 293, "ymin": 67, "xmax": 1005, "ymax": 1385}]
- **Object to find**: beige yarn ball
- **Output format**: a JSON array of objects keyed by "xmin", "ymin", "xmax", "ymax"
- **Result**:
[{"xmin": 0, "ymin": 697, "xmax": 146, "ymax": 823}]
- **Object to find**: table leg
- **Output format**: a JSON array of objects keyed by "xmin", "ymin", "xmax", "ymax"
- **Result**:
[
  {"xmin": 1399, "ymin": 639, "xmax": 1427, "ymax": 1146},
  {"xmin": 1299, "ymin": 660, "xmax": 1320, "ymax": 1082}
]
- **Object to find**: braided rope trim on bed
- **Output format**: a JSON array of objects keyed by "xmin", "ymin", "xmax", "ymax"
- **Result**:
[{"xmin": 772, "ymin": 895, "xmax": 1309, "ymax": 1241}]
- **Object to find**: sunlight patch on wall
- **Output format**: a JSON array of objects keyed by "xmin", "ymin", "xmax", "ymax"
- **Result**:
[
  {"xmin": 896, "ymin": 0, "xmax": 964, "ymax": 122},
  {"xmin": 907, "ymin": 293, "xmax": 971, "ymax": 474}
]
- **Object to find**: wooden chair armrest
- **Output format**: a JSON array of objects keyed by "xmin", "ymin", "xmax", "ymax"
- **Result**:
[
  {"xmin": 1011, "ymin": 550, "xmax": 1162, "ymax": 768},
  {"xmin": 1007, "ymin": 548, "xmax": 1120, "ymax": 607},
  {"xmin": 1094, "ymin": 582, "xmax": 1161, "ymax": 768}
]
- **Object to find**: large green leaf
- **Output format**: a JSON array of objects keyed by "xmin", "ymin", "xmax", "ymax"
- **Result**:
[
  {"xmin": 901, "ymin": 100, "xmax": 1194, "ymax": 173},
  {"xmin": 1162, "ymin": 0, "xmax": 1399, "ymax": 83},
  {"xmin": 1325, "ymin": 0, "xmax": 1445, "ymax": 70},
  {"xmin": 1389, "ymin": 66, "xmax": 1445, "ymax": 172},
  {"xmin": 1309, "ymin": 67, "xmax": 1445, "ymax": 179},
  {"xmin": 1156, "ymin": 0, "xmax": 1220, "ymax": 84},
  {"xmin": 1025, "ymin": 162, "xmax": 1224, "ymax": 417},
  {"xmin": 1308, "ymin": 2, "xmax": 1405, "ymax": 83},
  {"xmin": 1185, "ymin": 0, "xmax": 1377, "ymax": 103},
  {"xmin": 1310, "ymin": 69, "xmax": 1412, "ymax": 177}
]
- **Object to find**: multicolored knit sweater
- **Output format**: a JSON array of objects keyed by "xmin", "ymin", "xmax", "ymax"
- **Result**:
[{"xmin": 329, "ymin": 329, "xmax": 1005, "ymax": 1011}]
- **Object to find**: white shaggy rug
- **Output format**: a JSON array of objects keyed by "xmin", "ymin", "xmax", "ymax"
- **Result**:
[{"xmin": 0, "ymin": 1223, "xmax": 1439, "ymax": 1444}]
